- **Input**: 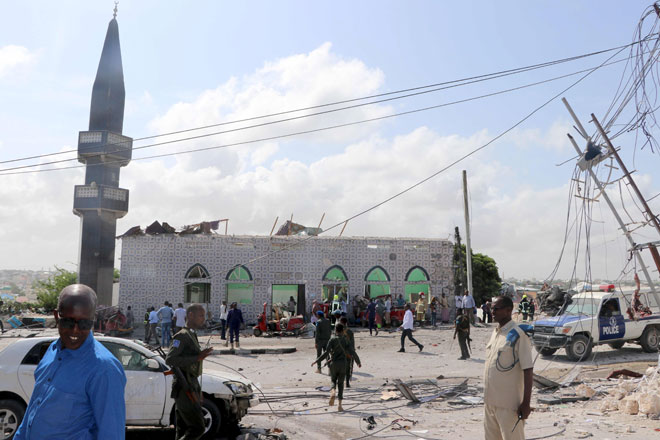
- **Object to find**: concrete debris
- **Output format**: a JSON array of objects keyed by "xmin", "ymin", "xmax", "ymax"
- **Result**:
[
  {"xmin": 380, "ymin": 391, "xmax": 399, "ymax": 401},
  {"xmin": 599, "ymin": 361, "xmax": 660, "ymax": 416},
  {"xmin": 533, "ymin": 373, "xmax": 561, "ymax": 390},
  {"xmin": 575, "ymin": 384, "xmax": 596, "ymax": 399}
]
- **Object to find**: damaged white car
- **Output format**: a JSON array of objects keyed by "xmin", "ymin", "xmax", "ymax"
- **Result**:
[{"xmin": 0, "ymin": 336, "xmax": 258, "ymax": 439}]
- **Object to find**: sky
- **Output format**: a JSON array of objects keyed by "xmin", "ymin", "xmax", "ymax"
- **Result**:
[{"xmin": 1, "ymin": 1, "xmax": 659, "ymax": 284}]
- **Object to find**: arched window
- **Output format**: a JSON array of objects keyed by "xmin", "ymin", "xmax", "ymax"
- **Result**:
[
  {"xmin": 365, "ymin": 266, "xmax": 390, "ymax": 298},
  {"xmin": 226, "ymin": 265, "xmax": 254, "ymax": 305},
  {"xmin": 185, "ymin": 264, "xmax": 210, "ymax": 279},
  {"xmin": 405, "ymin": 265, "xmax": 430, "ymax": 303},
  {"xmin": 322, "ymin": 265, "xmax": 349, "ymax": 301},
  {"xmin": 184, "ymin": 264, "xmax": 211, "ymax": 303}
]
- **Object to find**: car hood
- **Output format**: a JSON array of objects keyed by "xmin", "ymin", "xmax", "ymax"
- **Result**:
[
  {"xmin": 535, "ymin": 314, "xmax": 588, "ymax": 327},
  {"xmin": 203, "ymin": 368, "xmax": 252, "ymax": 385}
]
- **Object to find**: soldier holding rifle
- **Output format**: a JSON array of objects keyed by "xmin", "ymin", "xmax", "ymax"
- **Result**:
[{"xmin": 166, "ymin": 304, "xmax": 214, "ymax": 440}]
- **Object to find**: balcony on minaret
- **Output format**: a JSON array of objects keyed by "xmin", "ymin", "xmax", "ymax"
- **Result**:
[
  {"xmin": 73, "ymin": 183, "xmax": 129, "ymax": 217},
  {"xmin": 78, "ymin": 130, "xmax": 132, "ymax": 166}
]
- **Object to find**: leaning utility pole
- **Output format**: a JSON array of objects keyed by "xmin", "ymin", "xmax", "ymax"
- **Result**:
[
  {"xmin": 462, "ymin": 170, "xmax": 474, "ymax": 297},
  {"xmin": 562, "ymin": 99, "xmax": 659, "ymax": 307}
]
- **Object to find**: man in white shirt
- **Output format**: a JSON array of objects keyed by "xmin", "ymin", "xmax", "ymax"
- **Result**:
[
  {"xmin": 219, "ymin": 300, "xmax": 228, "ymax": 340},
  {"xmin": 145, "ymin": 307, "xmax": 160, "ymax": 345},
  {"xmin": 483, "ymin": 295, "xmax": 533, "ymax": 440},
  {"xmin": 384, "ymin": 296, "xmax": 392, "ymax": 327},
  {"xmin": 173, "ymin": 303, "xmax": 187, "ymax": 334},
  {"xmin": 455, "ymin": 293, "xmax": 463, "ymax": 316},
  {"xmin": 463, "ymin": 291, "xmax": 476, "ymax": 324},
  {"xmin": 397, "ymin": 304, "xmax": 423, "ymax": 352}
]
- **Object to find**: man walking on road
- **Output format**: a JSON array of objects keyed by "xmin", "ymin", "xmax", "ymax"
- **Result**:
[
  {"xmin": 226, "ymin": 302, "xmax": 243, "ymax": 349},
  {"xmin": 454, "ymin": 309, "xmax": 471, "ymax": 360},
  {"xmin": 398, "ymin": 304, "xmax": 423, "ymax": 352},
  {"xmin": 166, "ymin": 304, "xmax": 214, "ymax": 440},
  {"xmin": 314, "ymin": 310, "xmax": 331, "ymax": 373},
  {"xmin": 484, "ymin": 295, "xmax": 534, "ymax": 440},
  {"xmin": 366, "ymin": 298, "xmax": 378, "ymax": 336},
  {"xmin": 312, "ymin": 323, "xmax": 361, "ymax": 412},
  {"xmin": 339, "ymin": 316, "xmax": 356, "ymax": 388},
  {"xmin": 158, "ymin": 301, "xmax": 174, "ymax": 347}
]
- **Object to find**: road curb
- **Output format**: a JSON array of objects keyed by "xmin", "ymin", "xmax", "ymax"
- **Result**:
[{"xmin": 215, "ymin": 346, "xmax": 297, "ymax": 354}]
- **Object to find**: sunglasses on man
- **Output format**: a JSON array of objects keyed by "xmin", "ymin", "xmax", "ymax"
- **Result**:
[{"xmin": 58, "ymin": 317, "xmax": 95, "ymax": 330}]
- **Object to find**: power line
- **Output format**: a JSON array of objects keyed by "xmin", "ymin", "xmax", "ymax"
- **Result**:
[
  {"xmin": 0, "ymin": 37, "xmax": 653, "ymax": 168},
  {"xmin": 215, "ymin": 41, "xmax": 629, "ymax": 271},
  {"xmin": 0, "ymin": 55, "xmax": 638, "ymax": 177}
]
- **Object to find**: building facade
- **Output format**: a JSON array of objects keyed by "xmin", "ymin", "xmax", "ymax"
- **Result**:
[{"xmin": 118, "ymin": 234, "xmax": 454, "ymax": 323}]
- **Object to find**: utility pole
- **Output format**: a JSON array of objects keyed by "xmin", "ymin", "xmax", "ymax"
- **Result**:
[
  {"xmin": 562, "ymin": 99, "xmax": 658, "ymax": 305},
  {"xmin": 462, "ymin": 170, "xmax": 474, "ymax": 297},
  {"xmin": 591, "ymin": 114, "xmax": 660, "ymax": 238}
]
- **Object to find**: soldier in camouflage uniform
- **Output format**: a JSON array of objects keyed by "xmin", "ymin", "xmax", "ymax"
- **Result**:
[
  {"xmin": 315, "ymin": 310, "xmax": 331, "ymax": 373},
  {"xmin": 311, "ymin": 323, "xmax": 361, "ymax": 411},
  {"xmin": 166, "ymin": 304, "xmax": 213, "ymax": 440},
  {"xmin": 339, "ymin": 316, "xmax": 356, "ymax": 388}
]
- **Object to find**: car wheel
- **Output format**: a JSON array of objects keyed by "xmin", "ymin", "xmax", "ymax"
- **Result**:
[
  {"xmin": 253, "ymin": 328, "xmax": 262, "ymax": 337},
  {"xmin": 391, "ymin": 319, "xmax": 400, "ymax": 328},
  {"xmin": 566, "ymin": 334, "xmax": 592, "ymax": 362},
  {"xmin": 0, "ymin": 399, "xmax": 25, "ymax": 440},
  {"xmin": 200, "ymin": 398, "xmax": 221, "ymax": 439},
  {"xmin": 640, "ymin": 326, "xmax": 659, "ymax": 353},
  {"xmin": 608, "ymin": 341, "xmax": 625, "ymax": 350},
  {"xmin": 535, "ymin": 346, "xmax": 558, "ymax": 357}
]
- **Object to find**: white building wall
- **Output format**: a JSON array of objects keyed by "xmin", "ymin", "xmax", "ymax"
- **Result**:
[{"xmin": 118, "ymin": 234, "xmax": 454, "ymax": 323}]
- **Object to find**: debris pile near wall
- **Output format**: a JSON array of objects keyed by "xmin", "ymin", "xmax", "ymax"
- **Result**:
[{"xmin": 599, "ymin": 361, "xmax": 660, "ymax": 416}]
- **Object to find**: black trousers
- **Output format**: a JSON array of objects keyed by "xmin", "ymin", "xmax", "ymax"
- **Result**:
[
  {"xmin": 330, "ymin": 361, "xmax": 347, "ymax": 400},
  {"xmin": 400, "ymin": 329, "xmax": 422, "ymax": 349},
  {"xmin": 174, "ymin": 391, "xmax": 205, "ymax": 440},
  {"xmin": 458, "ymin": 331, "xmax": 470, "ymax": 359},
  {"xmin": 316, "ymin": 340, "xmax": 329, "ymax": 368}
]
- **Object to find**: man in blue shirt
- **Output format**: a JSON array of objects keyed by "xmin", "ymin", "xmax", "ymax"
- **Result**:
[
  {"xmin": 158, "ymin": 301, "xmax": 174, "ymax": 347},
  {"xmin": 14, "ymin": 284, "xmax": 127, "ymax": 440}
]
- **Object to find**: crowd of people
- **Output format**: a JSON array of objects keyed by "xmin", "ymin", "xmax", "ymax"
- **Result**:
[{"xmin": 13, "ymin": 280, "xmax": 535, "ymax": 440}]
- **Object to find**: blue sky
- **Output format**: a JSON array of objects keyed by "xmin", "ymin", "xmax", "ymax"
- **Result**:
[{"xmin": 1, "ymin": 1, "xmax": 659, "ymax": 283}]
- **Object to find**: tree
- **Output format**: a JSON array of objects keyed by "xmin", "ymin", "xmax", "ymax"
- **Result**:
[
  {"xmin": 34, "ymin": 268, "xmax": 78, "ymax": 311},
  {"xmin": 453, "ymin": 228, "xmax": 502, "ymax": 305},
  {"xmin": 113, "ymin": 268, "xmax": 120, "ymax": 282},
  {"xmin": 8, "ymin": 282, "xmax": 23, "ymax": 296}
]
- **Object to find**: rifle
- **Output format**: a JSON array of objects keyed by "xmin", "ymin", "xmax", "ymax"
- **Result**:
[{"xmin": 164, "ymin": 366, "xmax": 202, "ymax": 408}]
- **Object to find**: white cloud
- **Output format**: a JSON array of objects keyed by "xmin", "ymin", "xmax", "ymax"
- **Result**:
[
  {"xmin": 1, "ymin": 43, "xmax": 658, "ymax": 286},
  {"xmin": 0, "ymin": 45, "xmax": 37, "ymax": 78}
]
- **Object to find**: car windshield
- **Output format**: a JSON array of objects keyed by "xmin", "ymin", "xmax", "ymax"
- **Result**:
[{"xmin": 564, "ymin": 298, "xmax": 599, "ymax": 316}]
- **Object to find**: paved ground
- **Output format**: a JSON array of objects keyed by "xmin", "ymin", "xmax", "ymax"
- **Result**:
[{"xmin": 3, "ymin": 322, "xmax": 659, "ymax": 439}]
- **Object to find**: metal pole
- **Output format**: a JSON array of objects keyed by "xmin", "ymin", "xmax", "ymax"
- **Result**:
[
  {"xmin": 462, "ymin": 170, "xmax": 474, "ymax": 297},
  {"xmin": 591, "ymin": 113, "xmax": 660, "ymax": 237},
  {"xmin": 269, "ymin": 216, "xmax": 279, "ymax": 236},
  {"xmin": 567, "ymin": 133, "xmax": 658, "ymax": 298}
]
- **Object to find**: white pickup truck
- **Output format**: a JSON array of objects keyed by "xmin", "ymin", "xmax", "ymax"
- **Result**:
[{"xmin": 532, "ymin": 290, "xmax": 660, "ymax": 361}]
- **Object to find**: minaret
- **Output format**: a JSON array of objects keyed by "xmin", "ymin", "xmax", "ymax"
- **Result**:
[{"xmin": 73, "ymin": 5, "xmax": 132, "ymax": 305}]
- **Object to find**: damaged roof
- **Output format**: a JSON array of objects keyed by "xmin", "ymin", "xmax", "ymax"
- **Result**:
[{"xmin": 117, "ymin": 219, "xmax": 225, "ymax": 238}]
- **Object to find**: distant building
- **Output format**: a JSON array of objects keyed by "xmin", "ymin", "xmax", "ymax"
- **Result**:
[{"xmin": 118, "ymin": 227, "xmax": 454, "ymax": 323}]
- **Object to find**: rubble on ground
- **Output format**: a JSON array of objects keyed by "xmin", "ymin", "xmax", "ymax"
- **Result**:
[{"xmin": 599, "ymin": 359, "xmax": 660, "ymax": 416}]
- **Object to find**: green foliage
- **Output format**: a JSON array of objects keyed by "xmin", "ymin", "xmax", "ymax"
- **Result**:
[
  {"xmin": 34, "ymin": 268, "xmax": 78, "ymax": 311},
  {"xmin": 453, "ymin": 228, "xmax": 502, "ymax": 306},
  {"xmin": 8, "ymin": 282, "xmax": 23, "ymax": 296},
  {"xmin": 113, "ymin": 268, "xmax": 120, "ymax": 282}
]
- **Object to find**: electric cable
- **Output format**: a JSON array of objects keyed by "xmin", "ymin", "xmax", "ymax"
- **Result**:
[
  {"xmin": 1, "ymin": 37, "xmax": 653, "ymax": 167},
  {"xmin": 0, "ymin": 54, "xmax": 642, "ymax": 176}
]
